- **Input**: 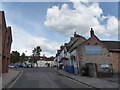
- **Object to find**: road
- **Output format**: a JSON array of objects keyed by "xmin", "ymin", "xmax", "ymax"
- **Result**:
[{"xmin": 12, "ymin": 67, "xmax": 91, "ymax": 88}]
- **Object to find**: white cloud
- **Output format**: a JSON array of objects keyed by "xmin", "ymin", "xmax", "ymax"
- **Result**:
[
  {"xmin": 44, "ymin": 1, "xmax": 118, "ymax": 39},
  {"xmin": 10, "ymin": 23, "xmax": 59, "ymax": 57},
  {"xmin": 2, "ymin": 4, "xmax": 60, "ymax": 57}
]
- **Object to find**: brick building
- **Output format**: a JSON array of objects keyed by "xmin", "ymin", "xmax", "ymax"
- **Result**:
[
  {"xmin": 75, "ymin": 29, "xmax": 120, "ymax": 77},
  {"xmin": 0, "ymin": 11, "xmax": 12, "ymax": 74},
  {"xmin": 55, "ymin": 28, "xmax": 120, "ymax": 77},
  {"xmin": 100, "ymin": 41, "xmax": 120, "ymax": 73}
]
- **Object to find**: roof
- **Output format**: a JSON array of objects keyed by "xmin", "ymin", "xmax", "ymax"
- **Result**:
[
  {"xmin": 101, "ymin": 41, "xmax": 120, "ymax": 50},
  {"xmin": 68, "ymin": 35, "xmax": 86, "ymax": 52},
  {"xmin": 45, "ymin": 57, "xmax": 55, "ymax": 61},
  {"xmin": 39, "ymin": 56, "xmax": 55, "ymax": 61},
  {"xmin": 61, "ymin": 57, "xmax": 69, "ymax": 61},
  {"xmin": 64, "ymin": 43, "xmax": 70, "ymax": 52}
]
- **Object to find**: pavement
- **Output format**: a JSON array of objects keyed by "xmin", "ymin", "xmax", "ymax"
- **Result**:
[
  {"xmin": 98, "ymin": 73, "xmax": 120, "ymax": 84},
  {"xmin": 1, "ymin": 68, "xmax": 22, "ymax": 89},
  {"xmin": 55, "ymin": 68, "xmax": 119, "ymax": 89},
  {"xmin": 98, "ymin": 77, "xmax": 120, "ymax": 84}
]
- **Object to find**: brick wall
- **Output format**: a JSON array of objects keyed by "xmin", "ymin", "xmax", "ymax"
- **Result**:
[
  {"xmin": 77, "ymin": 35, "xmax": 113, "ymax": 76},
  {"xmin": 111, "ymin": 52, "xmax": 120, "ymax": 73},
  {"xmin": 0, "ymin": 11, "xmax": 12, "ymax": 74},
  {"xmin": 0, "ymin": 17, "xmax": 2, "ymax": 74}
]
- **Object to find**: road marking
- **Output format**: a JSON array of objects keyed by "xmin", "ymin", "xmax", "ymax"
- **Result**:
[{"xmin": 7, "ymin": 70, "xmax": 23, "ymax": 88}]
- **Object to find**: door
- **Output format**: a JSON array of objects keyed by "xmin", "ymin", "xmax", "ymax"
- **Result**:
[{"xmin": 86, "ymin": 63, "xmax": 94, "ymax": 77}]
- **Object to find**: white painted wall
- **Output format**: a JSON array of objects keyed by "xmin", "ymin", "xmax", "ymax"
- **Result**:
[
  {"xmin": 37, "ymin": 60, "xmax": 45, "ymax": 67},
  {"xmin": 70, "ymin": 49, "xmax": 77, "ymax": 67},
  {"xmin": 37, "ymin": 60, "xmax": 54, "ymax": 67}
]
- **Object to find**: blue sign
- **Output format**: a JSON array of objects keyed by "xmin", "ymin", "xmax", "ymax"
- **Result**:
[{"xmin": 85, "ymin": 46, "xmax": 102, "ymax": 55}]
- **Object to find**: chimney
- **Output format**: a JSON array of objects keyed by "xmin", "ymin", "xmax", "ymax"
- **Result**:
[
  {"xmin": 90, "ymin": 28, "xmax": 94, "ymax": 37},
  {"xmin": 70, "ymin": 37, "xmax": 74, "ymax": 41},
  {"xmin": 74, "ymin": 31, "xmax": 76, "ymax": 37},
  {"xmin": 7, "ymin": 26, "xmax": 11, "ymax": 30}
]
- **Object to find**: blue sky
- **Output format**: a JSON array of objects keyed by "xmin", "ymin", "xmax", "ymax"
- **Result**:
[{"xmin": 2, "ymin": 1, "xmax": 118, "ymax": 56}]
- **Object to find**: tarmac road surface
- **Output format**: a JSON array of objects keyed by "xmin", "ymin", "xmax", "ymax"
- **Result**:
[{"xmin": 12, "ymin": 67, "xmax": 91, "ymax": 88}]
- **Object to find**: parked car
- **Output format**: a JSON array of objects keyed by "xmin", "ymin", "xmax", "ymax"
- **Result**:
[
  {"xmin": 17, "ymin": 64, "xmax": 24, "ymax": 68},
  {"xmin": 27, "ymin": 64, "xmax": 32, "ymax": 68},
  {"xmin": 23, "ymin": 63, "xmax": 32, "ymax": 68},
  {"xmin": 23, "ymin": 63, "xmax": 27, "ymax": 68},
  {"xmin": 14, "ymin": 64, "xmax": 19, "ymax": 68},
  {"xmin": 9, "ymin": 64, "xmax": 15, "ymax": 68}
]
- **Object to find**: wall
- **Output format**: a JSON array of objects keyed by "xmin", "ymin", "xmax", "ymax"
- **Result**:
[
  {"xmin": 111, "ymin": 52, "xmax": 120, "ymax": 73},
  {"xmin": 37, "ymin": 60, "xmax": 54, "ymax": 67},
  {"xmin": 37, "ymin": 60, "xmax": 45, "ymax": 67},
  {"xmin": 0, "ymin": 16, "xmax": 2, "ymax": 74},
  {"xmin": 0, "ymin": 11, "xmax": 12, "ymax": 74},
  {"xmin": 77, "ymin": 35, "xmax": 113, "ymax": 76}
]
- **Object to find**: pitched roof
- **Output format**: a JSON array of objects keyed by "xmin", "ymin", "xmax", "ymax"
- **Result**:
[
  {"xmin": 45, "ymin": 57, "xmax": 55, "ymax": 61},
  {"xmin": 68, "ymin": 35, "xmax": 86, "ymax": 52},
  {"xmin": 101, "ymin": 41, "xmax": 120, "ymax": 50}
]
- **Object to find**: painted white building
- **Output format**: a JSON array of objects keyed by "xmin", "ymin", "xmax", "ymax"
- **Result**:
[
  {"xmin": 36, "ymin": 56, "xmax": 54, "ymax": 67},
  {"xmin": 37, "ymin": 60, "xmax": 45, "ymax": 67}
]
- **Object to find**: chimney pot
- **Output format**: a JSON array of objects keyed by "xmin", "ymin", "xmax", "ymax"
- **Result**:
[
  {"xmin": 90, "ymin": 28, "xmax": 94, "ymax": 37},
  {"xmin": 74, "ymin": 31, "xmax": 76, "ymax": 36}
]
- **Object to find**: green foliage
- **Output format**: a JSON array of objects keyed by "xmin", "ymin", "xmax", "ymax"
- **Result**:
[
  {"xmin": 20, "ymin": 52, "xmax": 26, "ymax": 63},
  {"xmin": 10, "ymin": 51, "xmax": 20, "ymax": 64},
  {"xmin": 32, "ymin": 46, "xmax": 42, "ymax": 63}
]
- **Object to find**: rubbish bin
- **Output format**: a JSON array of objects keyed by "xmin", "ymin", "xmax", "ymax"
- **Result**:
[{"xmin": 68, "ymin": 66, "xmax": 74, "ymax": 73}]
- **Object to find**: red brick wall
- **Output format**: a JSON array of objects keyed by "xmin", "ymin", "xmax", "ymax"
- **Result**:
[
  {"xmin": 0, "ymin": 13, "xmax": 2, "ymax": 74},
  {"xmin": 0, "ymin": 11, "xmax": 12, "ymax": 74},
  {"xmin": 111, "ymin": 52, "xmax": 120, "ymax": 73},
  {"xmin": 77, "ymin": 35, "xmax": 113, "ymax": 73}
]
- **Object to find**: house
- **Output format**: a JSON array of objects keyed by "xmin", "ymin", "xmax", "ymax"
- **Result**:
[
  {"xmin": 55, "ymin": 50, "xmax": 62, "ymax": 68},
  {"xmin": 37, "ymin": 56, "xmax": 54, "ymax": 67},
  {"xmin": 101, "ymin": 41, "xmax": 120, "ymax": 73},
  {"xmin": 37, "ymin": 56, "xmax": 46, "ymax": 67},
  {"xmin": 0, "ymin": 11, "xmax": 12, "ymax": 74},
  {"xmin": 55, "ymin": 28, "xmax": 120, "ymax": 77},
  {"xmin": 44, "ymin": 57, "xmax": 54, "ymax": 67},
  {"xmin": 76, "ymin": 28, "xmax": 119, "ymax": 77},
  {"xmin": 68, "ymin": 33, "xmax": 86, "ymax": 74},
  {"xmin": 55, "ymin": 44, "xmax": 70, "ymax": 69},
  {"xmin": 56, "ymin": 33, "xmax": 86, "ymax": 74}
]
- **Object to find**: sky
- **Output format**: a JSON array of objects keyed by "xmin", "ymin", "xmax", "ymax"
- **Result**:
[{"xmin": 1, "ymin": 0, "xmax": 119, "ymax": 57}]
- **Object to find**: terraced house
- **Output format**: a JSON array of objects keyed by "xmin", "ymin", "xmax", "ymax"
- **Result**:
[
  {"xmin": 55, "ymin": 28, "xmax": 120, "ymax": 77},
  {"xmin": 0, "ymin": 11, "xmax": 12, "ymax": 74}
]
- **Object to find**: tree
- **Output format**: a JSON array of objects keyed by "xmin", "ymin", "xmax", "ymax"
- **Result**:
[
  {"xmin": 20, "ymin": 52, "xmax": 26, "ymax": 63},
  {"xmin": 10, "ymin": 51, "xmax": 20, "ymax": 64},
  {"xmin": 32, "ymin": 46, "xmax": 42, "ymax": 63}
]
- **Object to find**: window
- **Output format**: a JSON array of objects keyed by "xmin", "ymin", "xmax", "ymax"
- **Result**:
[{"xmin": 85, "ymin": 46, "xmax": 102, "ymax": 55}]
